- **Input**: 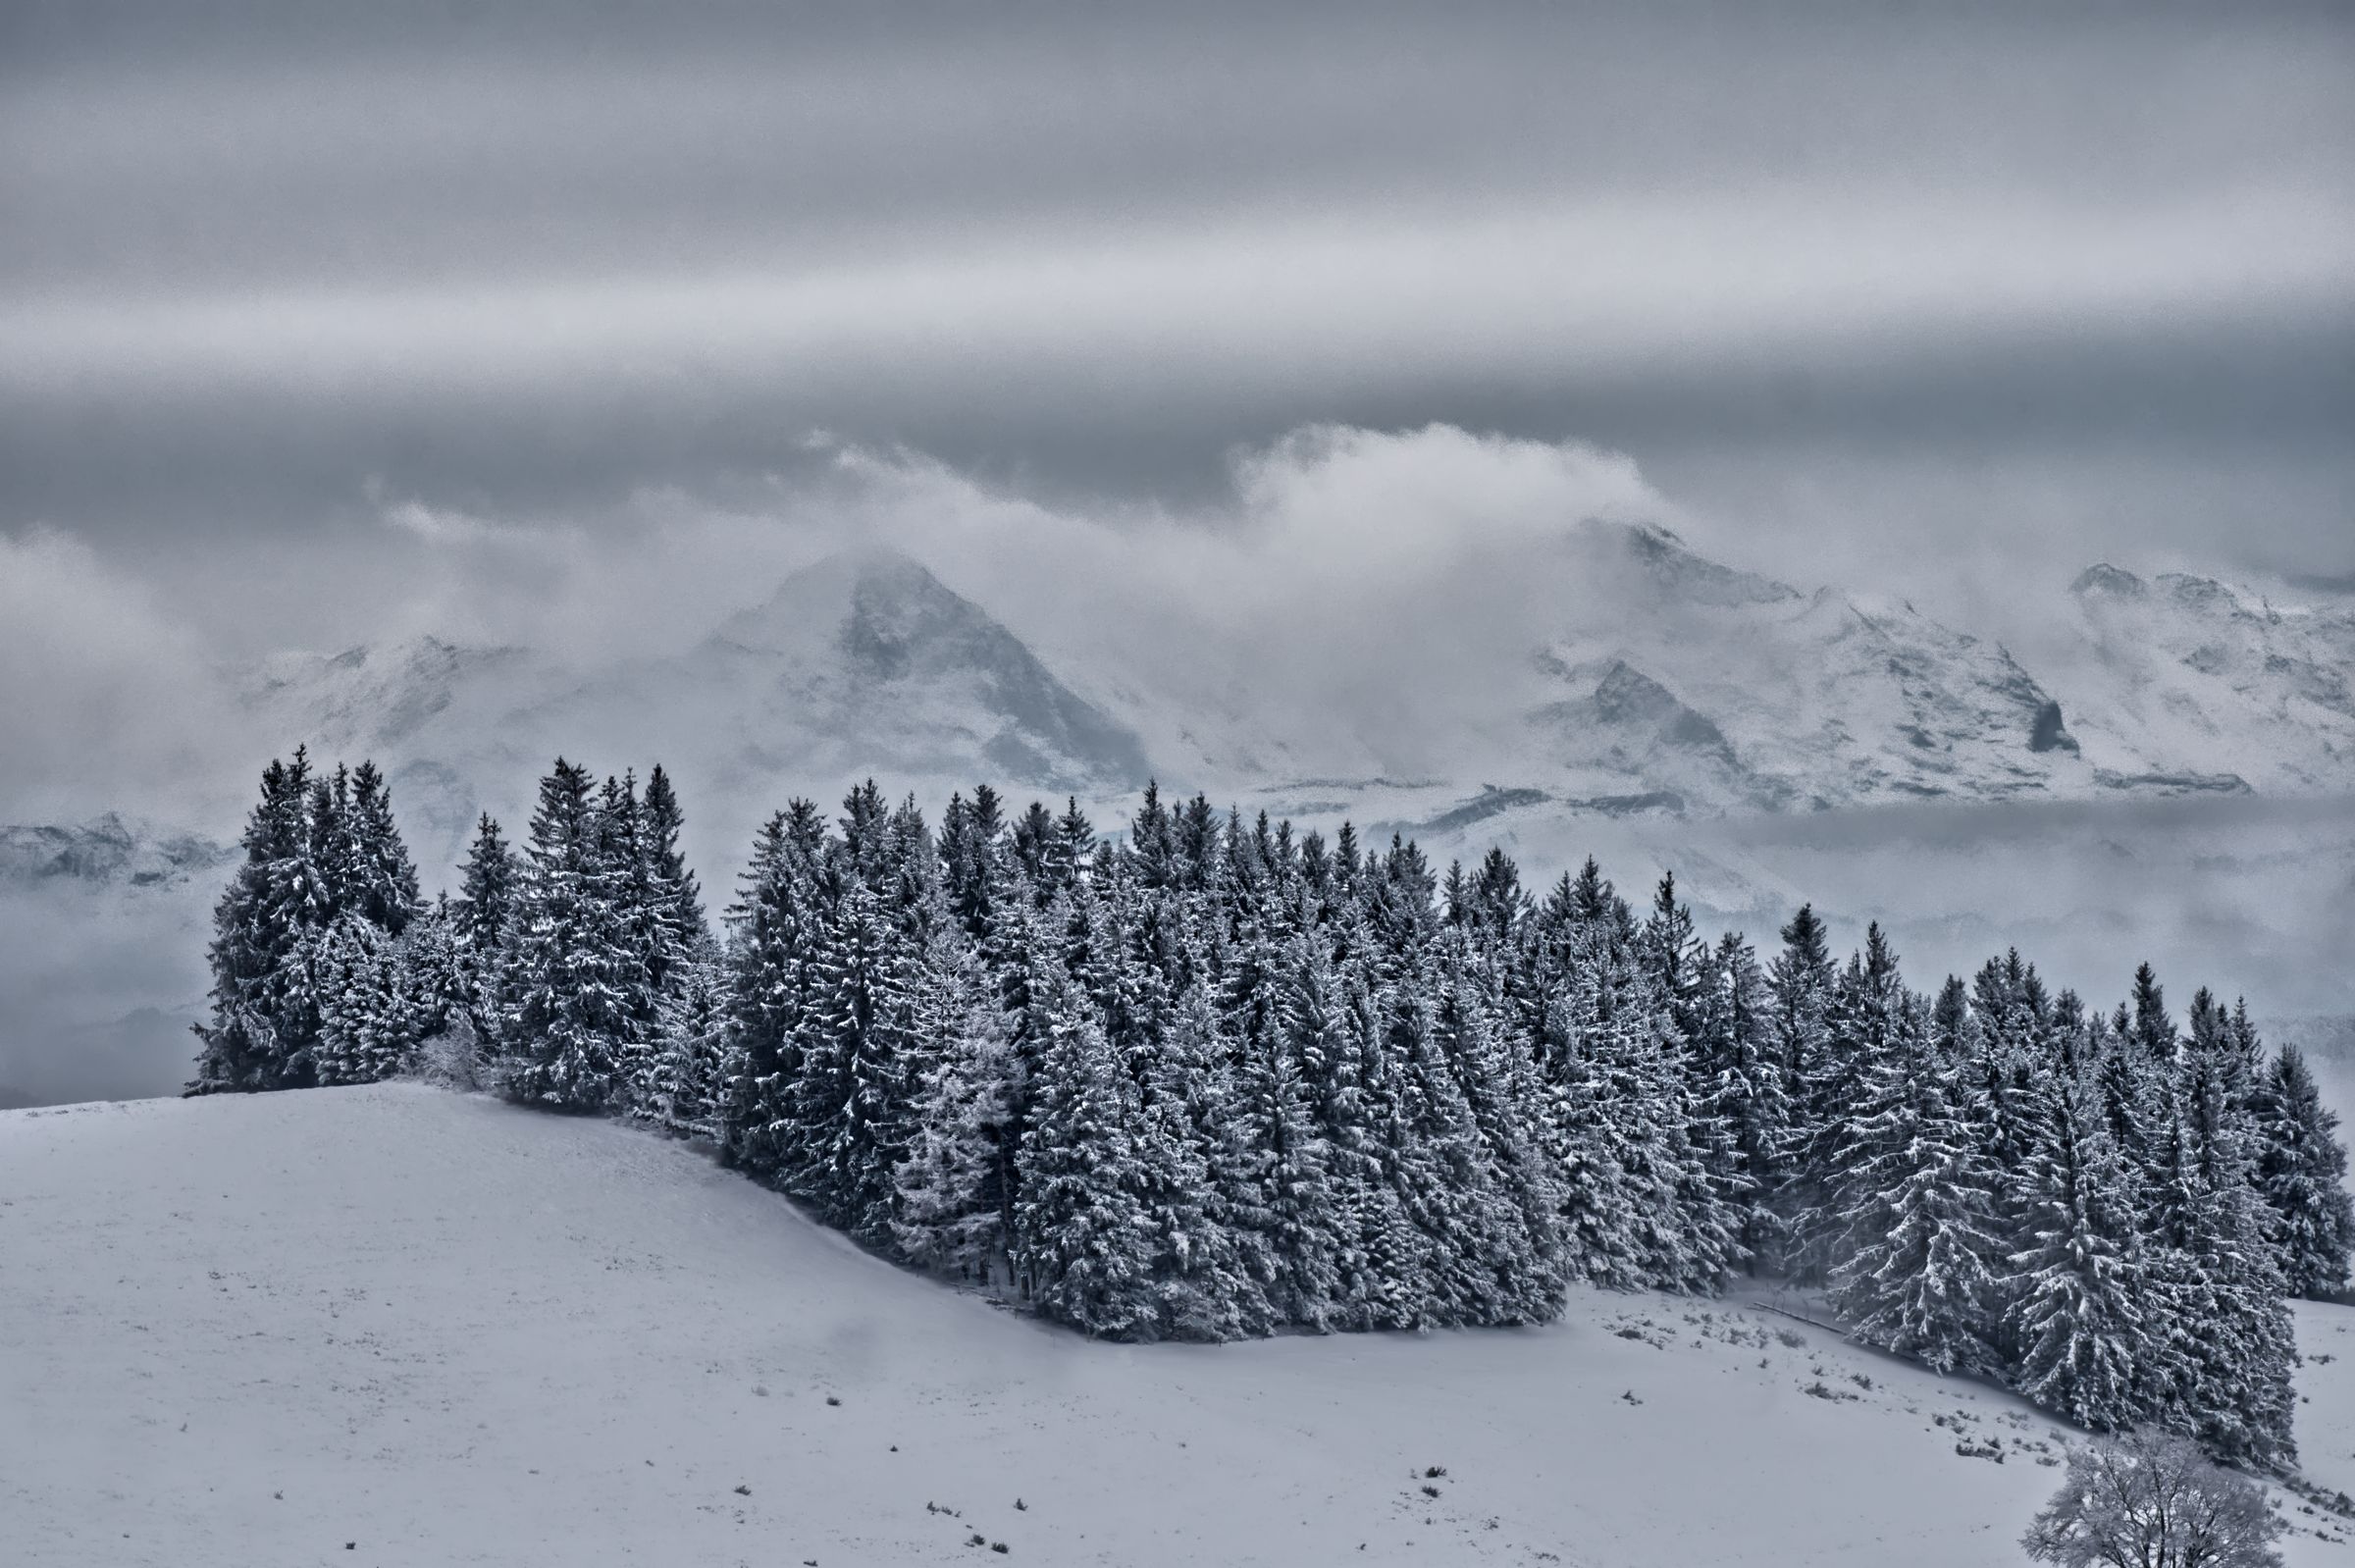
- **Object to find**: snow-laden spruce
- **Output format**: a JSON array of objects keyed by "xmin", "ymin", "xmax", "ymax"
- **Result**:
[{"xmin": 192, "ymin": 756, "xmax": 2346, "ymax": 1469}]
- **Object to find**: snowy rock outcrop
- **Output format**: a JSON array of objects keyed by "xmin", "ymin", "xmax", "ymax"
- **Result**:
[{"xmin": 0, "ymin": 814, "xmax": 234, "ymax": 889}]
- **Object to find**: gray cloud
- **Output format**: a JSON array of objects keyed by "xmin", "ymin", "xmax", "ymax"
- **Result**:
[{"xmin": 1, "ymin": 1, "xmax": 2350, "ymax": 666}]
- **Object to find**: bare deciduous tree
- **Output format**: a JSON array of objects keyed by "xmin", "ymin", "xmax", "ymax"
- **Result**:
[{"xmin": 2023, "ymin": 1433, "xmax": 2284, "ymax": 1568}]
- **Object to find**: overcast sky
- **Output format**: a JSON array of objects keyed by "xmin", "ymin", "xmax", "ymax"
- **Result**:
[{"xmin": 3, "ymin": 1, "xmax": 2351, "ymax": 655}]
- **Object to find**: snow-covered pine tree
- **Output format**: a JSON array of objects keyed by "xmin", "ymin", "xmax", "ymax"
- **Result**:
[
  {"xmin": 1530, "ymin": 883, "xmax": 1703, "ymax": 1294},
  {"xmin": 1225, "ymin": 915, "xmax": 1344, "ymax": 1329},
  {"xmin": 500, "ymin": 758, "xmax": 637, "ymax": 1113},
  {"xmin": 893, "ymin": 941, "xmax": 1019, "ymax": 1287},
  {"xmin": 1280, "ymin": 913, "xmax": 1405, "ymax": 1331},
  {"xmin": 638, "ymin": 763, "xmax": 708, "ymax": 988},
  {"xmin": 1014, "ymin": 976, "xmax": 1161, "ymax": 1338},
  {"xmin": 1792, "ymin": 925, "xmax": 1907, "ymax": 1283},
  {"xmin": 719, "ymin": 801, "xmax": 826, "ymax": 1181},
  {"xmin": 1761, "ymin": 903, "xmax": 1836, "ymax": 1275},
  {"xmin": 449, "ymin": 812, "xmax": 516, "ymax": 1055},
  {"xmin": 1010, "ymin": 798, "xmax": 1059, "ymax": 895},
  {"xmin": 1687, "ymin": 930, "xmax": 1788, "ymax": 1273},
  {"xmin": 1962, "ymin": 950, "xmax": 2063, "ymax": 1360},
  {"xmin": 2251, "ymin": 1043, "xmax": 2355, "ymax": 1300},
  {"xmin": 189, "ymin": 750, "xmax": 331, "ymax": 1093},
  {"xmin": 1929, "ymin": 973, "xmax": 1973, "ymax": 1065},
  {"xmin": 308, "ymin": 763, "xmax": 351, "ymax": 921},
  {"xmin": 1828, "ymin": 992, "xmax": 2001, "ymax": 1374},
  {"xmin": 396, "ymin": 897, "xmax": 471, "ymax": 1071},
  {"xmin": 1431, "ymin": 950, "xmax": 1566, "ymax": 1318},
  {"xmin": 592, "ymin": 772, "xmax": 666, "ymax": 1115},
  {"xmin": 1322, "ymin": 967, "xmax": 1431, "ymax": 1330},
  {"xmin": 1127, "ymin": 781, "xmax": 1181, "ymax": 892},
  {"xmin": 645, "ymin": 948, "xmax": 731, "ymax": 1138},
  {"xmin": 2007, "ymin": 1055, "xmax": 2159, "ymax": 1433},
  {"xmin": 785, "ymin": 870, "xmax": 923, "ymax": 1245},
  {"xmin": 340, "ymin": 759, "xmax": 422, "ymax": 937},
  {"xmin": 1375, "ymin": 975, "xmax": 1536, "ymax": 1325},
  {"xmin": 314, "ymin": 915, "xmax": 402, "ymax": 1085},
  {"xmin": 2149, "ymin": 990, "xmax": 2299, "ymax": 1470},
  {"xmin": 1132, "ymin": 967, "xmax": 1277, "ymax": 1339}
]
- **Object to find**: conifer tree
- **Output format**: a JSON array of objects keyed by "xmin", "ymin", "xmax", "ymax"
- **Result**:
[
  {"xmin": 1761, "ymin": 904, "xmax": 1836, "ymax": 1271},
  {"xmin": 1829, "ymin": 1002, "xmax": 2000, "ymax": 1373},
  {"xmin": 720, "ymin": 802, "xmax": 825, "ymax": 1180},
  {"xmin": 1230, "ymin": 966, "xmax": 1345, "ymax": 1329},
  {"xmin": 1432, "ymin": 955, "xmax": 1566, "ymax": 1317},
  {"xmin": 782, "ymin": 870, "xmax": 920, "ymax": 1243},
  {"xmin": 638, "ymin": 763, "xmax": 707, "ymax": 984},
  {"xmin": 313, "ymin": 915, "xmax": 414, "ymax": 1085},
  {"xmin": 1015, "ymin": 980, "xmax": 1161, "ymax": 1337},
  {"xmin": 452, "ymin": 813, "xmax": 516, "ymax": 1042},
  {"xmin": 1687, "ymin": 931, "xmax": 1788, "ymax": 1270},
  {"xmin": 189, "ymin": 750, "xmax": 330, "ymax": 1093},
  {"xmin": 645, "ymin": 951, "xmax": 731, "ymax": 1138},
  {"xmin": 2251, "ymin": 1043, "xmax": 2355, "ymax": 1300},
  {"xmin": 1792, "ymin": 926, "xmax": 1905, "ymax": 1281},
  {"xmin": 2008, "ymin": 1060, "xmax": 2158, "ymax": 1432},
  {"xmin": 501, "ymin": 758, "xmax": 635, "ymax": 1113},
  {"xmin": 2150, "ymin": 990, "xmax": 2299, "ymax": 1470},
  {"xmin": 893, "ymin": 944, "xmax": 1018, "ymax": 1285},
  {"xmin": 1139, "ymin": 970, "xmax": 1278, "ymax": 1337},
  {"xmin": 340, "ymin": 759, "xmax": 422, "ymax": 936}
]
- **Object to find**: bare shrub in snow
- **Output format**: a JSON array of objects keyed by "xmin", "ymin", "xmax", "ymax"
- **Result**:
[{"xmin": 407, "ymin": 1016, "xmax": 485, "ymax": 1092}]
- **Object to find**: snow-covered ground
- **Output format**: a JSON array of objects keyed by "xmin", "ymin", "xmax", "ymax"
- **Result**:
[{"xmin": 5, "ymin": 1083, "xmax": 2350, "ymax": 1566}]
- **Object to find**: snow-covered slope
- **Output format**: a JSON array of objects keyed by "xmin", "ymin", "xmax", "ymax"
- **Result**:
[
  {"xmin": 5, "ymin": 1084, "xmax": 2351, "ymax": 1567},
  {"xmin": 1503, "ymin": 521, "xmax": 2105, "ymax": 812},
  {"xmin": 2060, "ymin": 564, "xmax": 2355, "ymax": 797}
]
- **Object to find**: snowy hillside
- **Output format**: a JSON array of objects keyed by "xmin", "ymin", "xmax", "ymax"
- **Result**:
[
  {"xmin": 7, "ymin": 1083, "xmax": 2349, "ymax": 1567},
  {"xmin": 2062, "ymin": 564, "xmax": 2355, "ymax": 797}
]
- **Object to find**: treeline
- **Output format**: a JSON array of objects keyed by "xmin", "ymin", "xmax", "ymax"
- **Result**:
[{"xmin": 192, "ymin": 750, "xmax": 2354, "ymax": 1470}]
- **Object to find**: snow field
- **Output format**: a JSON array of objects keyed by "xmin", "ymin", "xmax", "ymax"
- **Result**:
[{"xmin": 4, "ymin": 1082, "xmax": 2348, "ymax": 1566}]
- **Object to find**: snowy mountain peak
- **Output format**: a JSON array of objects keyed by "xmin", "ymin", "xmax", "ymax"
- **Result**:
[
  {"xmin": 2068, "ymin": 563, "xmax": 2147, "ymax": 601},
  {"xmin": 713, "ymin": 546, "xmax": 943, "ymax": 658},
  {"xmin": 1560, "ymin": 517, "xmax": 1802, "ymax": 609},
  {"xmin": 696, "ymin": 549, "xmax": 1154, "ymax": 793}
]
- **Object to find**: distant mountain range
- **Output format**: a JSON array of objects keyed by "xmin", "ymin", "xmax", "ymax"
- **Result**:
[{"xmin": 9, "ymin": 523, "xmax": 2348, "ymax": 883}]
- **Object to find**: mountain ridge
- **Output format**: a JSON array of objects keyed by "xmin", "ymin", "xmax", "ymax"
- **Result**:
[{"xmin": 178, "ymin": 528, "xmax": 2352, "ymax": 876}]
